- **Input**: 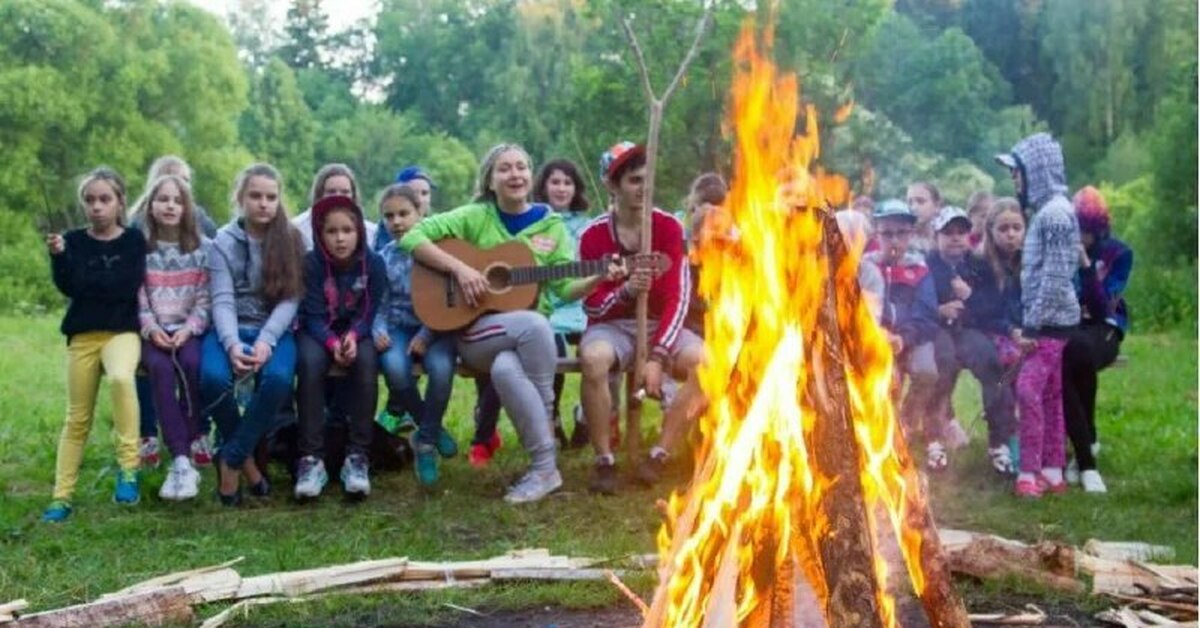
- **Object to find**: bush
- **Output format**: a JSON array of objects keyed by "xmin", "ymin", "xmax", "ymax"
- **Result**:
[
  {"xmin": 0, "ymin": 210, "xmax": 59, "ymax": 313},
  {"xmin": 1124, "ymin": 262, "xmax": 1197, "ymax": 333}
]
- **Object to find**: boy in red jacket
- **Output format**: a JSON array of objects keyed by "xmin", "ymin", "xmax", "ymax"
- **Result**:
[{"xmin": 577, "ymin": 142, "xmax": 705, "ymax": 495}]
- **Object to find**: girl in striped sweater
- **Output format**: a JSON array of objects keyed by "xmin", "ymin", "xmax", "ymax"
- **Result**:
[{"xmin": 135, "ymin": 174, "xmax": 211, "ymax": 501}]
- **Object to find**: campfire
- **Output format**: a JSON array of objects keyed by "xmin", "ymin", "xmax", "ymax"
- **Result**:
[{"xmin": 643, "ymin": 18, "xmax": 968, "ymax": 628}]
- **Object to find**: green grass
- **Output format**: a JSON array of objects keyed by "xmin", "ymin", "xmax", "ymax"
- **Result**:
[{"xmin": 0, "ymin": 315, "xmax": 1195, "ymax": 624}]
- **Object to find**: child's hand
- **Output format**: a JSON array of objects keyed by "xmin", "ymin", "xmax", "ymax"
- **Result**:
[
  {"xmin": 887, "ymin": 333, "xmax": 905, "ymax": 355},
  {"xmin": 1078, "ymin": 244, "xmax": 1091, "ymax": 269},
  {"xmin": 171, "ymin": 328, "xmax": 192, "ymax": 348},
  {"xmin": 150, "ymin": 329, "xmax": 173, "ymax": 350},
  {"xmin": 408, "ymin": 335, "xmax": 427, "ymax": 356},
  {"xmin": 336, "ymin": 333, "xmax": 357, "ymax": 365},
  {"xmin": 937, "ymin": 300, "xmax": 965, "ymax": 322},
  {"xmin": 228, "ymin": 345, "xmax": 255, "ymax": 375},
  {"xmin": 950, "ymin": 276, "xmax": 972, "ymax": 301},
  {"xmin": 375, "ymin": 332, "xmax": 392, "ymax": 353},
  {"xmin": 46, "ymin": 233, "xmax": 65, "ymax": 256},
  {"xmin": 250, "ymin": 340, "xmax": 273, "ymax": 369}
]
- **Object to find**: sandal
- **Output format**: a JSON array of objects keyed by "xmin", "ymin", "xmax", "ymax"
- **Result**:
[
  {"xmin": 926, "ymin": 441, "xmax": 949, "ymax": 471},
  {"xmin": 988, "ymin": 445, "xmax": 1014, "ymax": 475}
]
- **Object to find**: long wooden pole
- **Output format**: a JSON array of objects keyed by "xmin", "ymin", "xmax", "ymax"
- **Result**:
[{"xmin": 618, "ymin": 6, "xmax": 713, "ymax": 457}]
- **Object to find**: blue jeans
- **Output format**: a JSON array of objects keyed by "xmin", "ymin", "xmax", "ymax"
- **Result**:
[
  {"xmin": 200, "ymin": 328, "xmax": 296, "ymax": 467},
  {"xmin": 378, "ymin": 325, "xmax": 457, "ymax": 447}
]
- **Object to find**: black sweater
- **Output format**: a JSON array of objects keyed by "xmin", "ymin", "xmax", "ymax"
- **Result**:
[{"xmin": 50, "ymin": 228, "xmax": 146, "ymax": 339}]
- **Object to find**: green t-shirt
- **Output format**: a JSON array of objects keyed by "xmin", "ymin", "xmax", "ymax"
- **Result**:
[{"xmin": 399, "ymin": 201, "xmax": 574, "ymax": 316}]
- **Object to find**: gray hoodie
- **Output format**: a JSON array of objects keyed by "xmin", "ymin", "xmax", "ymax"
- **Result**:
[
  {"xmin": 1009, "ymin": 133, "xmax": 1081, "ymax": 331},
  {"xmin": 208, "ymin": 219, "xmax": 299, "ymax": 351}
]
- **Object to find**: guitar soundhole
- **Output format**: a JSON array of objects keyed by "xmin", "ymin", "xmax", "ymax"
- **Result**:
[{"xmin": 485, "ymin": 265, "xmax": 511, "ymax": 292}]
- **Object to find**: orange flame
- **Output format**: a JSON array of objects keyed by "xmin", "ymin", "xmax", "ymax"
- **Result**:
[{"xmin": 646, "ymin": 17, "xmax": 931, "ymax": 627}]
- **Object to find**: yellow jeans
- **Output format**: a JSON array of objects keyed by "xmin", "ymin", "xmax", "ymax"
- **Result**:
[{"xmin": 53, "ymin": 331, "xmax": 141, "ymax": 501}]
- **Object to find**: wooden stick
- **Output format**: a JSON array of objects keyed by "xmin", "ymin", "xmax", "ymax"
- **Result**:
[
  {"xmin": 605, "ymin": 569, "xmax": 650, "ymax": 616},
  {"xmin": 1105, "ymin": 592, "xmax": 1200, "ymax": 614},
  {"xmin": 617, "ymin": 5, "xmax": 714, "ymax": 462}
]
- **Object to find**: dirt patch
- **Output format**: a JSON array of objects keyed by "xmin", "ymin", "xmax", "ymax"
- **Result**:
[{"xmin": 416, "ymin": 605, "xmax": 642, "ymax": 627}]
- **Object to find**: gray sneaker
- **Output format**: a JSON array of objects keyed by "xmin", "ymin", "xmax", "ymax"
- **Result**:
[
  {"xmin": 503, "ymin": 468, "xmax": 563, "ymax": 504},
  {"xmin": 340, "ymin": 453, "xmax": 371, "ymax": 497},
  {"xmin": 294, "ymin": 456, "xmax": 328, "ymax": 499}
]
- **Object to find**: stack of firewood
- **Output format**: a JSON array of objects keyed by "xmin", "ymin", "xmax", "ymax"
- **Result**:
[{"xmin": 0, "ymin": 549, "xmax": 645, "ymax": 628}]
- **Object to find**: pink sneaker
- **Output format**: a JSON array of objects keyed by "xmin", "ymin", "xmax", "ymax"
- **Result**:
[
  {"xmin": 1038, "ymin": 473, "xmax": 1068, "ymax": 495},
  {"xmin": 1014, "ymin": 477, "xmax": 1043, "ymax": 498}
]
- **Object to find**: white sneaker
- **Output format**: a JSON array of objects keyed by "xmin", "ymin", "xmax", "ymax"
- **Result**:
[
  {"xmin": 159, "ymin": 469, "xmax": 180, "ymax": 501},
  {"xmin": 294, "ymin": 456, "xmax": 328, "ymax": 499},
  {"xmin": 340, "ymin": 454, "xmax": 371, "ymax": 496},
  {"xmin": 504, "ymin": 468, "xmax": 563, "ymax": 504},
  {"xmin": 1065, "ymin": 459, "xmax": 1080, "ymax": 485},
  {"xmin": 1081, "ymin": 469, "xmax": 1107, "ymax": 493},
  {"xmin": 175, "ymin": 461, "xmax": 200, "ymax": 500}
]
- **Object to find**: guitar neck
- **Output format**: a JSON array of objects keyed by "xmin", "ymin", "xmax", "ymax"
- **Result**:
[{"xmin": 506, "ymin": 259, "xmax": 610, "ymax": 286}]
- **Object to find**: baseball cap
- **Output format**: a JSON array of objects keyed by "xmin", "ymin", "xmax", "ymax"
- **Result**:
[
  {"xmin": 994, "ymin": 153, "xmax": 1019, "ymax": 170},
  {"xmin": 872, "ymin": 198, "xmax": 916, "ymax": 223},
  {"xmin": 599, "ymin": 141, "xmax": 646, "ymax": 182},
  {"xmin": 932, "ymin": 206, "xmax": 971, "ymax": 232}
]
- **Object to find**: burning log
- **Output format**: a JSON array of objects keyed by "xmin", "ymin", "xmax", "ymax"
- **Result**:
[
  {"xmin": 821, "ymin": 207, "xmax": 971, "ymax": 628},
  {"xmin": 805, "ymin": 206, "xmax": 886, "ymax": 627}
]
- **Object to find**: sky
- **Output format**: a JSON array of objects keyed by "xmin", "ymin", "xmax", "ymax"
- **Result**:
[{"xmin": 187, "ymin": 0, "xmax": 379, "ymax": 32}]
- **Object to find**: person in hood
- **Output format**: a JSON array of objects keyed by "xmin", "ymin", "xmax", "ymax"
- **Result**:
[
  {"xmin": 996, "ymin": 132, "xmax": 1081, "ymax": 498},
  {"xmin": 294, "ymin": 194, "xmax": 387, "ymax": 501},
  {"xmin": 293, "ymin": 164, "xmax": 378, "ymax": 252},
  {"xmin": 201, "ymin": 163, "xmax": 306, "ymax": 507},
  {"xmin": 1059, "ymin": 186, "xmax": 1133, "ymax": 494}
]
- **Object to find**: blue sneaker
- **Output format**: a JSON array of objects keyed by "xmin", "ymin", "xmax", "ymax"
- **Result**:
[
  {"xmin": 414, "ymin": 444, "xmax": 439, "ymax": 486},
  {"xmin": 113, "ymin": 469, "xmax": 140, "ymax": 505},
  {"xmin": 435, "ymin": 428, "xmax": 458, "ymax": 458},
  {"xmin": 41, "ymin": 500, "xmax": 72, "ymax": 523}
]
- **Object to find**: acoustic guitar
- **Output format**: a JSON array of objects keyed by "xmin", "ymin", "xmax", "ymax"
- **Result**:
[{"xmin": 411, "ymin": 238, "xmax": 669, "ymax": 331}]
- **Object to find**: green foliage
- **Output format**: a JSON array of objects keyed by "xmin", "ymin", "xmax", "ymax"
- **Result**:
[
  {"xmin": 239, "ymin": 58, "xmax": 317, "ymax": 206},
  {"xmin": 0, "ymin": 211, "xmax": 55, "ymax": 312}
]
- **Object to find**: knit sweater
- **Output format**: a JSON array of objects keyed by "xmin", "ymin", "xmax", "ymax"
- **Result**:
[
  {"xmin": 138, "ymin": 240, "xmax": 211, "ymax": 338},
  {"xmin": 578, "ymin": 209, "xmax": 690, "ymax": 362},
  {"xmin": 50, "ymin": 228, "xmax": 146, "ymax": 339}
]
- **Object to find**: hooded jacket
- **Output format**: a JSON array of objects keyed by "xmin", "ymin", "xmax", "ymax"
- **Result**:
[
  {"xmin": 300, "ymin": 197, "xmax": 386, "ymax": 351},
  {"xmin": 1007, "ymin": 133, "xmax": 1081, "ymax": 332},
  {"xmin": 208, "ymin": 220, "xmax": 299, "ymax": 351},
  {"xmin": 864, "ymin": 249, "xmax": 939, "ymax": 349}
]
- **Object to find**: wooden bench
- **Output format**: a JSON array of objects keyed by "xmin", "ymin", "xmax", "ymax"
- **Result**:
[{"xmin": 331, "ymin": 357, "xmax": 646, "ymax": 454}]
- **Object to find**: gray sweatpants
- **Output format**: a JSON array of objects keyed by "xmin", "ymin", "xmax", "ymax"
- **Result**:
[{"xmin": 456, "ymin": 311, "xmax": 558, "ymax": 473}]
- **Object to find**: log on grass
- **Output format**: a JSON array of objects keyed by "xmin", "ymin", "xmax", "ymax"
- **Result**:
[
  {"xmin": 489, "ymin": 568, "xmax": 626, "ymax": 581},
  {"xmin": 0, "ymin": 600, "xmax": 29, "ymax": 623},
  {"xmin": 946, "ymin": 537, "xmax": 1083, "ymax": 594},
  {"xmin": 13, "ymin": 587, "xmax": 192, "ymax": 628}
]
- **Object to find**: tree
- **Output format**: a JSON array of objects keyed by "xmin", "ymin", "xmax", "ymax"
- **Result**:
[
  {"xmin": 279, "ymin": 0, "xmax": 331, "ymax": 71},
  {"xmin": 853, "ymin": 12, "xmax": 1012, "ymax": 166},
  {"xmin": 239, "ymin": 58, "xmax": 317, "ymax": 206}
]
